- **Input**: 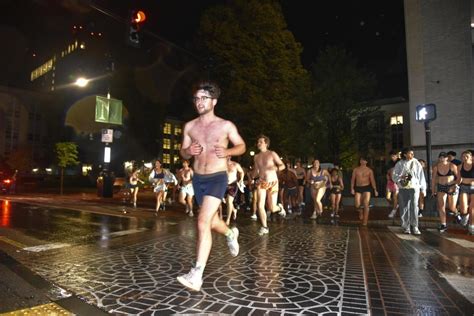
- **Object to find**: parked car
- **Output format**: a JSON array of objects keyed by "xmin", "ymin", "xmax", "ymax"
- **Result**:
[{"xmin": 0, "ymin": 169, "xmax": 15, "ymax": 194}]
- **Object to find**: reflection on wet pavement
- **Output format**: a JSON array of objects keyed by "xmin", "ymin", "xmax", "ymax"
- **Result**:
[{"xmin": 0, "ymin": 200, "xmax": 473, "ymax": 314}]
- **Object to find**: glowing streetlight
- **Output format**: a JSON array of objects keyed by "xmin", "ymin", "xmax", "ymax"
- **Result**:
[{"xmin": 75, "ymin": 77, "xmax": 89, "ymax": 87}]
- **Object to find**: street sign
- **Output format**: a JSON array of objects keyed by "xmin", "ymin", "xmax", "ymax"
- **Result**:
[
  {"xmin": 415, "ymin": 104, "xmax": 436, "ymax": 122},
  {"xmin": 101, "ymin": 129, "xmax": 114, "ymax": 143},
  {"xmin": 95, "ymin": 96, "xmax": 123, "ymax": 125}
]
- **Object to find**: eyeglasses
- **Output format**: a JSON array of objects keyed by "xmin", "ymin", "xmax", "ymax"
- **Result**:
[{"xmin": 192, "ymin": 96, "xmax": 213, "ymax": 103}]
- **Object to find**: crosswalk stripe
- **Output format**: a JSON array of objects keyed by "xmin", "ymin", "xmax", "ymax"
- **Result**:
[{"xmin": 0, "ymin": 236, "xmax": 27, "ymax": 249}]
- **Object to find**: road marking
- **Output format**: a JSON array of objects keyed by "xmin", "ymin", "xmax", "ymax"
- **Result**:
[
  {"xmin": 105, "ymin": 228, "xmax": 147, "ymax": 237},
  {"xmin": 0, "ymin": 236, "xmax": 27, "ymax": 249},
  {"xmin": 23, "ymin": 243, "xmax": 71, "ymax": 252},
  {"xmin": 1, "ymin": 302, "xmax": 73, "ymax": 315}
]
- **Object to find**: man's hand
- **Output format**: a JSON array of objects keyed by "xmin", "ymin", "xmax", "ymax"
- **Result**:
[
  {"xmin": 187, "ymin": 141, "xmax": 203, "ymax": 156},
  {"xmin": 214, "ymin": 145, "xmax": 228, "ymax": 158}
]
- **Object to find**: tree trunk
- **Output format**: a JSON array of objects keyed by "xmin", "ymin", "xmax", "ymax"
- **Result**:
[{"xmin": 60, "ymin": 168, "xmax": 64, "ymax": 195}]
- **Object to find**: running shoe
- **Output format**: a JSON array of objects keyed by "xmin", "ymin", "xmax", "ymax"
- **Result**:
[
  {"xmin": 310, "ymin": 213, "xmax": 318, "ymax": 220},
  {"xmin": 412, "ymin": 226, "xmax": 421, "ymax": 235},
  {"xmin": 277, "ymin": 203, "xmax": 286, "ymax": 217},
  {"xmin": 461, "ymin": 214, "xmax": 470, "ymax": 227},
  {"xmin": 403, "ymin": 227, "xmax": 411, "ymax": 234},
  {"xmin": 226, "ymin": 227, "xmax": 239, "ymax": 257},
  {"xmin": 388, "ymin": 209, "xmax": 397, "ymax": 219},
  {"xmin": 189, "ymin": 211, "xmax": 194, "ymax": 217},
  {"xmin": 438, "ymin": 224, "xmax": 448, "ymax": 233},
  {"xmin": 250, "ymin": 214, "xmax": 257, "ymax": 221},
  {"xmin": 177, "ymin": 268, "xmax": 203, "ymax": 292},
  {"xmin": 258, "ymin": 227, "xmax": 269, "ymax": 236}
]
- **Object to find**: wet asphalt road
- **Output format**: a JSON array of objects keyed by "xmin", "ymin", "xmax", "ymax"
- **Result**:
[{"xmin": 0, "ymin": 196, "xmax": 473, "ymax": 315}]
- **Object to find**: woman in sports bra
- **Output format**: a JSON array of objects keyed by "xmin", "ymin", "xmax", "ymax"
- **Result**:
[
  {"xmin": 457, "ymin": 150, "xmax": 474, "ymax": 234},
  {"xmin": 432, "ymin": 152, "xmax": 459, "ymax": 232},
  {"xmin": 306, "ymin": 159, "xmax": 331, "ymax": 220},
  {"xmin": 148, "ymin": 159, "xmax": 166, "ymax": 212},
  {"xmin": 329, "ymin": 168, "xmax": 344, "ymax": 218},
  {"xmin": 129, "ymin": 168, "xmax": 144, "ymax": 207}
]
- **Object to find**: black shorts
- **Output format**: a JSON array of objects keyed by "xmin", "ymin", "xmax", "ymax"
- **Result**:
[
  {"xmin": 226, "ymin": 182, "xmax": 238, "ymax": 198},
  {"xmin": 192, "ymin": 171, "xmax": 228, "ymax": 206},
  {"xmin": 355, "ymin": 185, "xmax": 372, "ymax": 194}
]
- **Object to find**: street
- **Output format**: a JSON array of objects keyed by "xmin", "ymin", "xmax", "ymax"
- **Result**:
[{"xmin": 0, "ymin": 194, "xmax": 473, "ymax": 315}]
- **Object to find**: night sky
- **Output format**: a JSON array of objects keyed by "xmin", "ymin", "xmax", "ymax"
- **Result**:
[{"xmin": 0, "ymin": 0, "xmax": 407, "ymax": 98}]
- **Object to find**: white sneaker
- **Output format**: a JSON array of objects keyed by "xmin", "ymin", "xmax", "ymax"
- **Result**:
[
  {"xmin": 188, "ymin": 210, "xmax": 194, "ymax": 217},
  {"xmin": 250, "ymin": 214, "xmax": 257, "ymax": 221},
  {"xmin": 226, "ymin": 227, "xmax": 239, "ymax": 257},
  {"xmin": 258, "ymin": 227, "xmax": 269, "ymax": 236},
  {"xmin": 310, "ymin": 213, "xmax": 318, "ymax": 219},
  {"xmin": 403, "ymin": 227, "xmax": 411, "ymax": 234},
  {"xmin": 277, "ymin": 203, "xmax": 286, "ymax": 218},
  {"xmin": 412, "ymin": 226, "xmax": 421, "ymax": 235},
  {"xmin": 388, "ymin": 209, "xmax": 397, "ymax": 218},
  {"xmin": 177, "ymin": 268, "xmax": 203, "ymax": 291}
]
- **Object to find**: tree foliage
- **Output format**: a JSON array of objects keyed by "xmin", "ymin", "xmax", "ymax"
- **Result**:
[
  {"xmin": 55, "ymin": 142, "xmax": 79, "ymax": 194},
  {"xmin": 197, "ymin": 0, "xmax": 310, "ymax": 157},
  {"xmin": 308, "ymin": 46, "xmax": 376, "ymax": 167}
]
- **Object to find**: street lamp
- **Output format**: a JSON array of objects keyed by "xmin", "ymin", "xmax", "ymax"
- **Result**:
[
  {"xmin": 74, "ymin": 77, "xmax": 89, "ymax": 88},
  {"xmin": 415, "ymin": 103, "xmax": 437, "ymax": 213}
]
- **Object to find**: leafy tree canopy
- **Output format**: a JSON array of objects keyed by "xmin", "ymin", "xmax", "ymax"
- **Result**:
[{"xmin": 197, "ymin": 0, "xmax": 310, "ymax": 157}]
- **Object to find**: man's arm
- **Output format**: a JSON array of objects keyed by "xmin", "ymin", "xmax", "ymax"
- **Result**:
[
  {"xmin": 180, "ymin": 122, "xmax": 203, "ymax": 159},
  {"xmin": 236, "ymin": 163, "xmax": 244, "ymax": 182},
  {"xmin": 350, "ymin": 169, "xmax": 356, "ymax": 193},
  {"xmin": 369, "ymin": 169, "xmax": 378, "ymax": 196},
  {"xmin": 272, "ymin": 152, "xmax": 285, "ymax": 172},
  {"xmin": 180, "ymin": 123, "xmax": 193, "ymax": 159},
  {"xmin": 227, "ymin": 122, "xmax": 246, "ymax": 157}
]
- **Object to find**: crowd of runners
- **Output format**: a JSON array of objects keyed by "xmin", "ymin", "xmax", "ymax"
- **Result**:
[{"xmin": 121, "ymin": 80, "xmax": 473, "ymax": 292}]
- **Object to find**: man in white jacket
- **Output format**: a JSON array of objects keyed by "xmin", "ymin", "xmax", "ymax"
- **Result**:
[{"xmin": 392, "ymin": 147, "xmax": 427, "ymax": 235}]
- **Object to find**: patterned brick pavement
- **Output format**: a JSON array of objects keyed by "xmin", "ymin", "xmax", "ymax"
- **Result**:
[{"xmin": 1, "ymin": 198, "xmax": 473, "ymax": 315}]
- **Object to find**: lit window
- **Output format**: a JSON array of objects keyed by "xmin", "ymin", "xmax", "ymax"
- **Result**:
[
  {"xmin": 163, "ymin": 123, "xmax": 171, "ymax": 134},
  {"xmin": 80, "ymin": 42, "xmax": 86, "ymax": 49},
  {"xmin": 174, "ymin": 156, "xmax": 180, "ymax": 163},
  {"xmin": 174, "ymin": 143, "xmax": 181, "ymax": 150},
  {"xmin": 75, "ymin": 40, "xmax": 78, "ymax": 49},
  {"xmin": 163, "ymin": 138, "xmax": 170, "ymax": 149},
  {"xmin": 390, "ymin": 115, "xmax": 403, "ymax": 125},
  {"xmin": 174, "ymin": 126, "xmax": 182, "ymax": 135},
  {"xmin": 163, "ymin": 154, "xmax": 170, "ymax": 164}
]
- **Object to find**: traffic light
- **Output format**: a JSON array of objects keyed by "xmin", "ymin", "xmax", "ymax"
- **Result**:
[
  {"xmin": 127, "ymin": 10, "xmax": 146, "ymax": 47},
  {"xmin": 415, "ymin": 103, "xmax": 436, "ymax": 122}
]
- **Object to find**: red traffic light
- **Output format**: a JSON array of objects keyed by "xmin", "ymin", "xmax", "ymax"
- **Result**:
[{"xmin": 132, "ymin": 10, "xmax": 146, "ymax": 23}]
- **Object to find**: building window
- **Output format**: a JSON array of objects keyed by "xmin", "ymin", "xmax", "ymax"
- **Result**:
[
  {"xmin": 163, "ymin": 154, "xmax": 170, "ymax": 164},
  {"xmin": 390, "ymin": 115, "xmax": 403, "ymax": 150},
  {"xmin": 163, "ymin": 123, "xmax": 171, "ymax": 134},
  {"xmin": 174, "ymin": 143, "xmax": 181, "ymax": 150},
  {"xmin": 174, "ymin": 126, "xmax": 182, "ymax": 135},
  {"xmin": 390, "ymin": 115, "xmax": 403, "ymax": 125},
  {"xmin": 163, "ymin": 138, "xmax": 170, "ymax": 149}
]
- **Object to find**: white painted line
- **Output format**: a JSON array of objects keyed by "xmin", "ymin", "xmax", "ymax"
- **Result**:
[
  {"xmin": 105, "ymin": 228, "xmax": 147, "ymax": 237},
  {"xmin": 441, "ymin": 273, "xmax": 474, "ymax": 304},
  {"xmin": 23, "ymin": 243, "xmax": 71, "ymax": 252},
  {"xmin": 445, "ymin": 237, "xmax": 474, "ymax": 249}
]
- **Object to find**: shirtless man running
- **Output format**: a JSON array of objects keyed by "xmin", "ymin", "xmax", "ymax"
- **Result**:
[
  {"xmin": 351, "ymin": 156, "xmax": 378, "ymax": 226},
  {"xmin": 177, "ymin": 81, "xmax": 246, "ymax": 291},
  {"xmin": 253, "ymin": 134, "xmax": 286, "ymax": 236}
]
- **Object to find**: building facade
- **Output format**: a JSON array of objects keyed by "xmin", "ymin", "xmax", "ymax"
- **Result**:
[{"xmin": 404, "ymin": 0, "xmax": 474, "ymax": 160}]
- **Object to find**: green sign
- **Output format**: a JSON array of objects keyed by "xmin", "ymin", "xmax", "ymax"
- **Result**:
[{"xmin": 95, "ymin": 96, "xmax": 123, "ymax": 125}]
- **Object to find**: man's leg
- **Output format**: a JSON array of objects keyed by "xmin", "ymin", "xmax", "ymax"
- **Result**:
[
  {"xmin": 226, "ymin": 195, "xmax": 235, "ymax": 225},
  {"xmin": 361, "ymin": 192, "xmax": 371, "ymax": 226},
  {"xmin": 186, "ymin": 194, "xmax": 194, "ymax": 216},
  {"xmin": 257, "ymin": 189, "xmax": 269, "ymax": 234},
  {"xmin": 354, "ymin": 192, "xmax": 362, "ymax": 220}
]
